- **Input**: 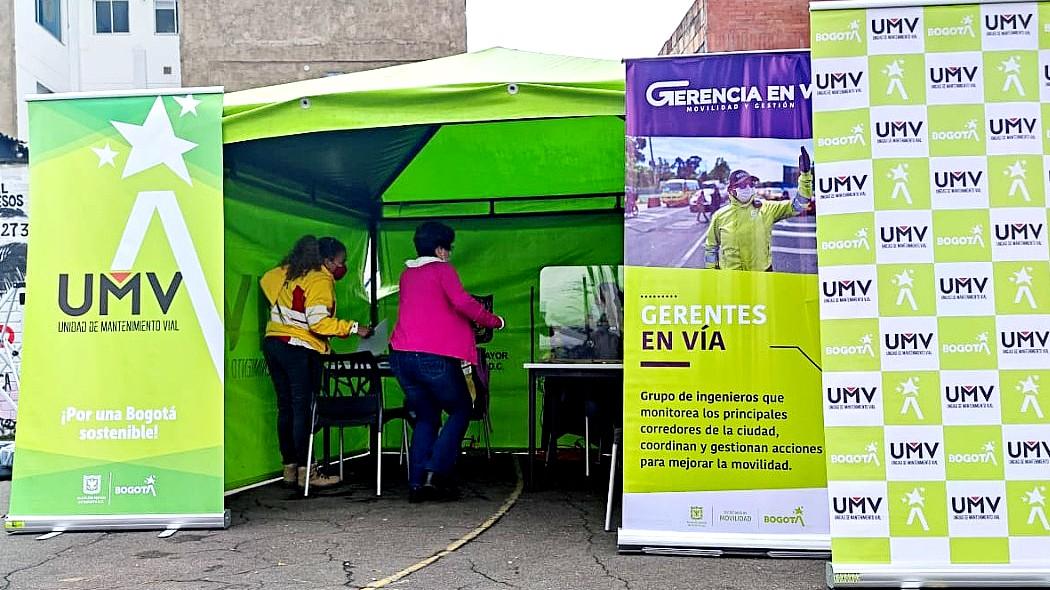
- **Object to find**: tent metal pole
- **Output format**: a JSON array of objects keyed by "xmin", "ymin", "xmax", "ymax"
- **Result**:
[{"xmin": 368, "ymin": 219, "xmax": 379, "ymax": 327}]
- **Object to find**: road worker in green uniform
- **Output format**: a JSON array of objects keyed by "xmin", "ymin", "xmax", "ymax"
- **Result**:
[{"xmin": 705, "ymin": 147, "xmax": 814, "ymax": 271}]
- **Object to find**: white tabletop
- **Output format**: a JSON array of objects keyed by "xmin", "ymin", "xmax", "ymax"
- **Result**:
[{"xmin": 523, "ymin": 363, "xmax": 623, "ymax": 370}]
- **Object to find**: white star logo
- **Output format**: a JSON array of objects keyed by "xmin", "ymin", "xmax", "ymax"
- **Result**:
[
  {"xmin": 172, "ymin": 94, "xmax": 201, "ymax": 117},
  {"xmin": 856, "ymin": 228, "xmax": 868, "ymax": 240},
  {"xmin": 1006, "ymin": 160, "xmax": 1027, "ymax": 179},
  {"xmin": 861, "ymin": 334, "xmax": 872, "ymax": 345},
  {"xmin": 851, "ymin": 124, "xmax": 864, "ymax": 135},
  {"xmin": 111, "ymin": 97, "xmax": 198, "ymax": 185},
  {"xmin": 1019, "ymin": 375, "xmax": 1040, "ymax": 394},
  {"xmin": 977, "ymin": 332, "xmax": 988, "ymax": 343},
  {"xmin": 905, "ymin": 487, "xmax": 925, "ymax": 507},
  {"xmin": 865, "ymin": 442, "xmax": 879, "ymax": 454},
  {"xmin": 91, "ymin": 143, "xmax": 119, "ymax": 168},
  {"xmin": 898, "ymin": 377, "xmax": 920, "ymax": 396},
  {"xmin": 885, "ymin": 60, "xmax": 905, "ymax": 78},
  {"xmin": 145, "ymin": 475, "xmax": 157, "ymax": 485},
  {"xmin": 1011, "ymin": 266, "xmax": 1034, "ymax": 287},
  {"xmin": 1025, "ymin": 486, "xmax": 1046, "ymax": 507},
  {"xmin": 894, "ymin": 269, "xmax": 914, "ymax": 288},
  {"xmin": 889, "ymin": 163, "xmax": 909, "ymax": 181},
  {"xmin": 983, "ymin": 441, "xmax": 996, "ymax": 454},
  {"xmin": 1001, "ymin": 56, "xmax": 1022, "ymax": 74}
]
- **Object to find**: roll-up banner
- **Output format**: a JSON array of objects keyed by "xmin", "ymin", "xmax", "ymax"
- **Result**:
[
  {"xmin": 811, "ymin": 0, "xmax": 1050, "ymax": 585},
  {"xmin": 4, "ymin": 89, "xmax": 228, "ymax": 533},
  {"xmin": 622, "ymin": 51, "xmax": 830, "ymax": 554}
]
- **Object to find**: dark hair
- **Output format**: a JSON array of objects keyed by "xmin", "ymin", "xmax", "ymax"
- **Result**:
[
  {"xmin": 282, "ymin": 235, "xmax": 346, "ymax": 281},
  {"xmin": 413, "ymin": 222, "xmax": 455, "ymax": 257}
]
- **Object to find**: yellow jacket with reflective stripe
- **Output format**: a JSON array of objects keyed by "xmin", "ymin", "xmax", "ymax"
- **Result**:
[{"xmin": 260, "ymin": 266, "xmax": 357, "ymax": 354}]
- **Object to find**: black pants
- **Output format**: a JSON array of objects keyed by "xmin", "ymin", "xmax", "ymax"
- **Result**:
[{"xmin": 262, "ymin": 337, "xmax": 322, "ymax": 466}]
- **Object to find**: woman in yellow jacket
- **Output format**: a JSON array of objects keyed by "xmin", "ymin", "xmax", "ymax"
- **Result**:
[{"xmin": 261, "ymin": 236, "xmax": 371, "ymax": 490}]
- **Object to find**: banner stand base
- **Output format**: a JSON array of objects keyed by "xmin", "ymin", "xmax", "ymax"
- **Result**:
[
  {"xmin": 4, "ymin": 511, "xmax": 231, "ymax": 534},
  {"xmin": 618, "ymin": 528, "xmax": 830, "ymax": 559},
  {"xmin": 827, "ymin": 562, "xmax": 1050, "ymax": 588}
]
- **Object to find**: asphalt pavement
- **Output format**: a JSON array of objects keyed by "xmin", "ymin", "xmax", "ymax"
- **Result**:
[
  {"xmin": 625, "ymin": 201, "xmax": 817, "ymax": 273},
  {"xmin": 0, "ymin": 456, "xmax": 827, "ymax": 590}
]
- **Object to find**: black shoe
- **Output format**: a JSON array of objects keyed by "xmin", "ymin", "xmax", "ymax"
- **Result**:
[
  {"xmin": 409, "ymin": 486, "xmax": 435, "ymax": 503},
  {"xmin": 424, "ymin": 471, "xmax": 461, "ymax": 501}
]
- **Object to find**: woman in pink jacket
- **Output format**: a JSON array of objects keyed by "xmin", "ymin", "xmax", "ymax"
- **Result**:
[{"xmin": 390, "ymin": 222, "xmax": 504, "ymax": 502}]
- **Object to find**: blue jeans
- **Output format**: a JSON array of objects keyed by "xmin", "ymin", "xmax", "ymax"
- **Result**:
[{"xmin": 390, "ymin": 351, "xmax": 472, "ymax": 488}]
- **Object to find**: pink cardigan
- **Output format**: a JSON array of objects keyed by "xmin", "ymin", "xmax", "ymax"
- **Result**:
[{"xmin": 390, "ymin": 258, "xmax": 502, "ymax": 364}]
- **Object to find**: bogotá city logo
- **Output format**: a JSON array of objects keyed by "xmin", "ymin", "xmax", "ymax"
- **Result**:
[
  {"xmin": 929, "ymin": 64, "xmax": 979, "ymax": 89},
  {"xmin": 883, "ymin": 59, "xmax": 910, "ymax": 100},
  {"xmin": 951, "ymin": 493, "xmax": 1002, "ymax": 521},
  {"xmin": 942, "ymin": 331, "xmax": 992, "ymax": 355},
  {"xmin": 822, "ymin": 278, "xmax": 874, "ymax": 304},
  {"xmin": 1023, "ymin": 485, "xmax": 1049, "ymax": 531},
  {"xmin": 115, "ymin": 474, "xmax": 158, "ymax": 497},
  {"xmin": 818, "ymin": 124, "xmax": 867, "ymax": 148},
  {"xmin": 893, "ymin": 269, "xmax": 918, "ymax": 311},
  {"xmin": 818, "ymin": 174, "xmax": 868, "ymax": 200},
  {"xmin": 1010, "ymin": 266, "xmax": 1038, "ymax": 309},
  {"xmin": 896, "ymin": 376, "xmax": 925, "ymax": 419},
  {"xmin": 887, "ymin": 163, "xmax": 913, "ymax": 204},
  {"xmin": 936, "ymin": 224, "xmax": 986, "ymax": 248},
  {"xmin": 1001, "ymin": 329, "xmax": 1050, "ymax": 355},
  {"xmin": 932, "ymin": 119, "xmax": 980, "ymax": 142},
  {"xmin": 871, "ymin": 16, "xmax": 919, "ymax": 41},
  {"xmin": 874, "ymin": 119, "xmax": 924, "ymax": 145},
  {"xmin": 998, "ymin": 55, "xmax": 1027, "ymax": 97},
  {"xmin": 82, "ymin": 474, "xmax": 102, "ymax": 496},
  {"xmin": 949, "ymin": 441, "xmax": 999, "ymax": 466},
  {"xmin": 816, "ymin": 19, "xmax": 862, "ymax": 43},
  {"xmin": 1006, "ymin": 438, "xmax": 1050, "ymax": 466},
  {"xmin": 826, "ymin": 333, "xmax": 876, "ymax": 358},
  {"xmin": 944, "ymin": 383, "xmax": 995, "ymax": 409},
  {"xmin": 690, "ymin": 506, "xmax": 704, "ymax": 521},
  {"xmin": 763, "ymin": 506, "xmax": 806, "ymax": 527},
  {"xmin": 994, "ymin": 221, "xmax": 1045, "ymax": 247},
  {"xmin": 831, "ymin": 441, "xmax": 881, "ymax": 465},
  {"xmin": 985, "ymin": 12, "xmax": 1034, "ymax": 37},
  {"xmin": 928, "ymin": 15, "xmax": 976, "ymax": 38},
  {"xmin": 889, "ymin": 440, "xmax": 941, "ymax": 465},
  {"xmin": 822, "ymin": 228, "xmax": 871, "ymax": 252},
  {"xmin": 880, "ymin": 224, "xmax": 929, "ymax": 251},
  {"xmin": 827, "ymin": 384, "xmax": 878, "ymax": 410},
  {"xmin": 832, "ymin": 496, "xmax": 884, "ymax": 521},
  {"xmin": 933, "ymin": 169, "xmax": 982, "ymax": 196},
  {"xmin": 989, "ymin": 116, "xmax": 1038, "ymax": 142},
  {"xmin": 815, "ymin": 71, "xmax": 864, "ymax": 96},
  {"xmin": 902, "ymin": 487, "xmax": 931, "ymax": 531},
  {"xmin": 1017, "ymin": 375, "xmax": 1045, "ymax": 419},
  {"xmin": 938, "ymin": 275, "xmax": 990, "ymax": 301},
  {"xmin": 1003, "ymin": 160, "xmax": 1031, "ymax": 202}
]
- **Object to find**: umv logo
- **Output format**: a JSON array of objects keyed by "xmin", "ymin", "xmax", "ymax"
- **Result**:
[
  {"xmin": 985, "ymin": 12, "xmax": 1034, "ymax": 36},
  {"xmin": 1003, "ymin": 160, "xmax": 1031, "ymax": 202},
  {"xmin": 880, "ymin": 225, "xmax": 929, "ymax": 249},
  {"xmin": 1001, "ymin": 329, "xmax": 1050, "ymax": 353},
  {"xmin": 889, "ymin": 441, "xmax": 941, "ymax": 464},
  {"xmin": 928, "ymin": 15, "xmax": 975, "ymax": 38},
  {"xmin": 815, "ymin": 71, "xmax": 864, "ymax": 95},
  {"xmin": 882, "ymin": 60, "xmax": 910, "ymax": 100},
  {"xmin": 929, "ymin": 65, "xmax": 979, "ymax": 88},
  {"xmin": 994, "ymin": 222, "xmax": 1045, "ymax": 245},
  {"xmin": 818, "ymin": 174, "xmax": 868, "ymax": 198},
  {"xmin": 949, "ymin": 441, "xmax": 999, "ymax": 465},
  {"xmin": 945, "ymin": 384, "xmax": 995, "ymax": 409},
  {"xmin": 943, "ymin": 331, "xmax": 992, "ymax": 355},
  {"xmin": 998, "ymin": 55, "xmax": 1027, "ymax": 97},
  {"xmin": 936, "ymin": 224, "xmax": 986, "ymax": 248},
  {"xmin": 1010, "ymin": 266, "xmax": 1037, "ymax": 309},
  {"xmin": 1017, "ymin": 375, "xmax": 1045, "ymax": 419},
  {"xmin": 827, "ymin": 385, "xmax": 878, "ymax": 410},
  {"xmin": 115, "ymin": 474, "xmax": 157, "ymax": 497},
  {"xmin": 897, "ymin": 376, "xmax": 924, "ymax": 419},
  {"xmin": 763, "ymin": 506, "xmax": 806, "ymax": 527},
  {"xmin": 885, "ymin": 332, "xmax": 935, "ymax": 356},
  {"xmin": 58, "ymin": 272, "xmax": 183, "ymax": 317},
  {"xmin": 815, "ymin": 19, "xmax": 862, "ymax": 43},
  {"xmin": 951, "ymin": 495, "xmax": 1002, "ymax": 520},
  {"xmin": 832, "ymin": 496, "xmax": 884, "ymax": 521},
  {"xmin": 822, "ymin": 279, "xmax": 873, "ymax": 303},
  {"xmin": 817, "ymin": 124, "xmax": 867, "ymax": 148},
  {"xmin": 989, "ymin": 117, "xmax": 1038, "ymax": 140},
  {"xmin": 903, "ymin": 487, "xmax": 930, "ymax": 531},
  {"xmin": 938, "ymin": 276, "xmax": 990, "ymax": 301},
  {"xmin": 932, "ymin": 119, "xmax": 980, "ymax": 142},
  {"xmin": 826, "ymin": 333, "xmax": 875, "ymax": 358},
  {"xmin": 871, "ymin": 16, "xmax": 919, "ymax": 38},
  {"xmin": 1006, "ymin": 439, "xmax": 1050, "ymax": 464},
  {"xmin": 822, "ymin": 228, "xmax": 871, "ymax": 252},
  {"xmin": 933, "ymin": 170, "xmax": 982, "ymax": 192},
  {"xmin": 1023, "ymin": 485, "xmax": 1049, "ymax": 531},
  {"xmin": 887, "ymin": 163, "xmax": 913, "ymax": 204},
  {"xmin": 831, "ymin": 441, "xmax": 881, "ymax": 465},
  {"xmin": 875, "ymin": 120, "xmax": 924, "ymax": 139}
]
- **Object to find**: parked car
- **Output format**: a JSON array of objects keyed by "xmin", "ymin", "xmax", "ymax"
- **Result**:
[
  {"xmin": 689, "ymin": 182, "xmax": 724, "ymax": 213},
  {"xmin": 659, "ymin": 179, "xmax": 699, "ymax": 208},
  {"xmin": 756, "ymin": 181, "xmax": 797, "ymax": 201}
]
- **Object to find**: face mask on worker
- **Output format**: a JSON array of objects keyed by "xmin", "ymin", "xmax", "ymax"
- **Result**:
[
  {"xmin": 732, "ymin": 186, "xmax": 755, "ymax": 204},
  {"xmin": 326, "ymin": 259, "xmax": 348, "ymax": 281}
]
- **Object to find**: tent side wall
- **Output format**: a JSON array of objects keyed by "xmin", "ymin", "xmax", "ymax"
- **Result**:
[
  {"xmin": 377, "ymin": 214, "xmax": 624, "ymax": 449},
  {"xmin": 223, "ymin": 175, "xmax": 371, "ymax": 490}
]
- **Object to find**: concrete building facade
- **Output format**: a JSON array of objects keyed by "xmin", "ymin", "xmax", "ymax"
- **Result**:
[
  {"xmin": 179, "ymin": 0, "xmax": 467, "ymax": 92},
  {"xmin": 1, "ymin": 0, "xmax": 181, "ymax": 140},
  {"xmin": 661, "ymin": 0, "xmax": 809, "ymax": 55}
]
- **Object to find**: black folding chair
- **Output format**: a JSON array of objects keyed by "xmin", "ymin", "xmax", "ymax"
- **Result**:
[{"xmin": 305, "ymin": 352, "xmax": 386, "ymax": 497}]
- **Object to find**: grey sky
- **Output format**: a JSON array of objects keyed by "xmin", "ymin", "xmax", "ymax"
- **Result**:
[{"xmin": 466, "ymin": 0, "xmax": 696, "ymax": 60}]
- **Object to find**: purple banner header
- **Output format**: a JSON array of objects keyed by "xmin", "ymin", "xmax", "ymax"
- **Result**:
[{"xmin": 626, "ymin": 51, "xmax": 812, "ymax": 140}]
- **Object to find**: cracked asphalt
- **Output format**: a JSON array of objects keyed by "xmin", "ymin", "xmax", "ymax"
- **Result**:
[{"xmin": 1, "ymin": 456, "xmax": 826, "ymax": 589}]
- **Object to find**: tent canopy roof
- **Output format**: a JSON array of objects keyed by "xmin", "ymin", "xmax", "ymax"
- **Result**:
[{"xmin": 221, "ymin": 48, "xmax": 626, "ymax": 218}]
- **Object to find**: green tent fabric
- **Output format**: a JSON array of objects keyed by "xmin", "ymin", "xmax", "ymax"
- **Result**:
[{"xmin": 220, "ymin": 48, "xmax": 626, "ymax": 489}]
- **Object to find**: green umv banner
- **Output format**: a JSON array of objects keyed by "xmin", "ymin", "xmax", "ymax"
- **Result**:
[
  {"xmin": 5, "ymin": 90, "xmax": 228, "ymax": 533},
  {"xmin": 812, "ymin": 1, "xmax": 1050, "ymax": 585}
]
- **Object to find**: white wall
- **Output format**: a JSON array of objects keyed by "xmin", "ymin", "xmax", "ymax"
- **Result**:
[{"xmin": 13, "ymin": 0, "xmax": 73, "ymax": 138}]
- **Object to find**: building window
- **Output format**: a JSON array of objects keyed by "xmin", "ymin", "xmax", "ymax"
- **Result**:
[
  {"xmin": 155, "ymin": 0, "xmax": 178, "ymax": 34},
  {"xmin": 35, "ymin": 82, "xmax": 53, "ymax": 94},
  {"xmin": 35, "ymin": 0, "xmax": 62, "ymax": 41},
  {"xmin": 95, "ymin": 0, "xmax": 130, "ymax": 34}
]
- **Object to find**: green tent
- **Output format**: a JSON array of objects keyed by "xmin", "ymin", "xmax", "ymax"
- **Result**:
[{"xmin": 221, "ymin": 48, "xmax": 626, "ymax": 489}]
